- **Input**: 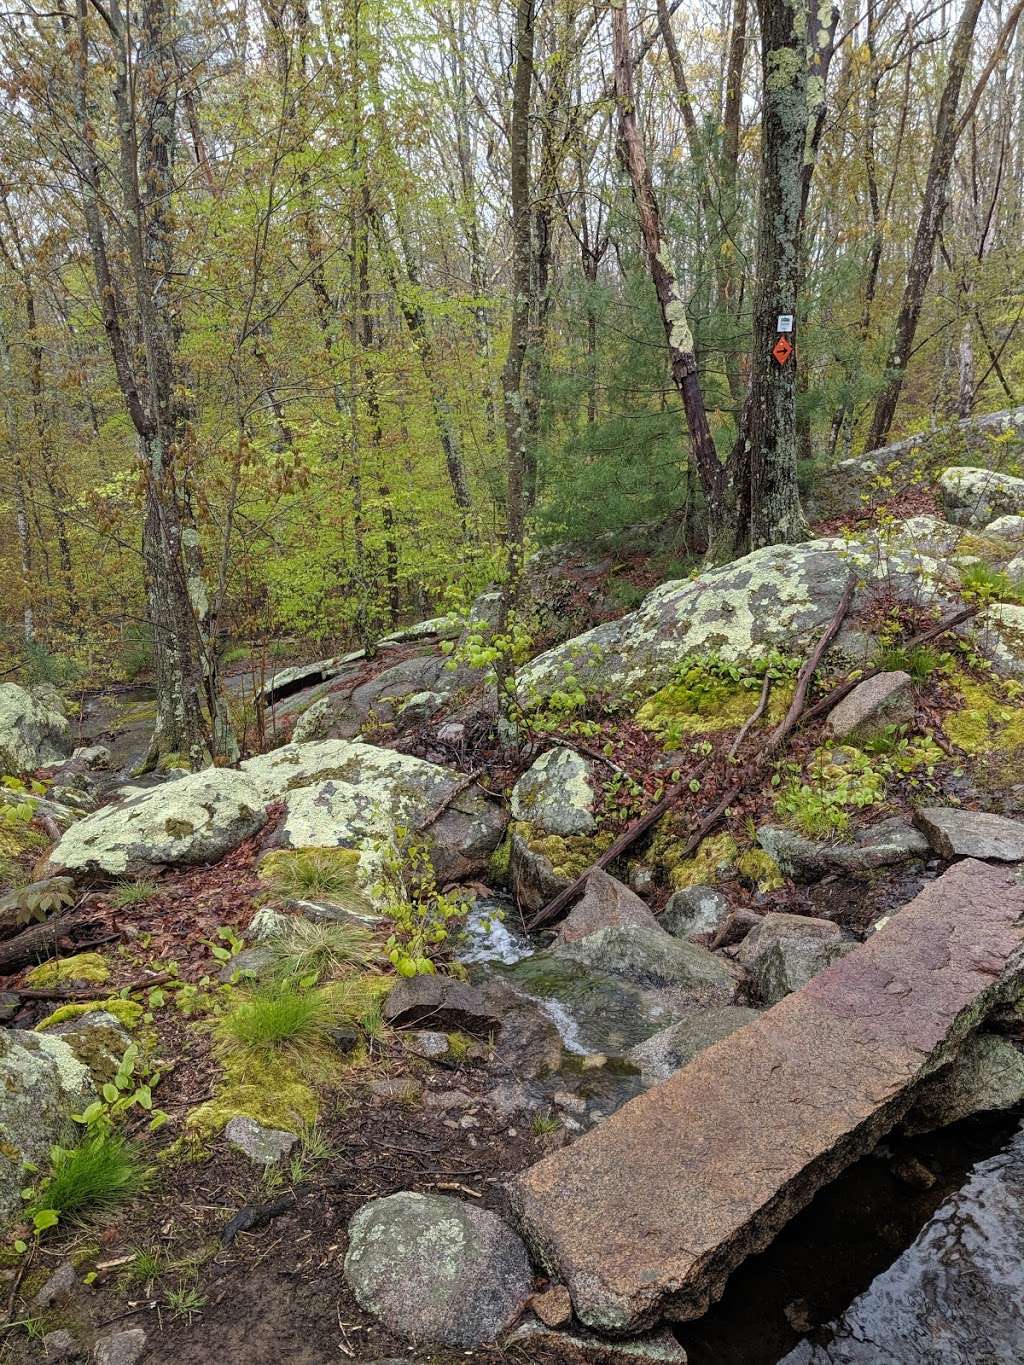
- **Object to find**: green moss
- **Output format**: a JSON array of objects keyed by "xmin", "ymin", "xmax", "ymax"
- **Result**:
[
  {"xmin": 522, "ymin": 823, "xmax": 614, "ymax": 880},
  {"xmin": 164, "ymin": 818, "xmax": 195, "ymax": 838},
  {"xmin": 735, "ymin": 848, "xmax": 785, "ymax": 893},
  {"xmin": 487, "ymin": 831, "xmax": 514, "ymax": 884},
  {"xmin": 654, "ymin": 831, "xmax": 739, "ymax": 890},
  {"xmin": 943, "ymin": 672, "xmax": 1024, "ymax": 762},
  {"xmin": 187, "ymin": 1053, "xmax": 321, "ymax": 1138},
  {"xmin": 55, "ymin": 1023, "xmax": 128, "ymax": 1084},
  {"xmin": 36, "ymin": 999, "xmax": 145, "ymax": 1032},
  {"xmin": 445, "ymin": 1031, "xmax": 473, "ymax": 1061},
  {"xmin": 636, "ymin": 657, "xmax": 793, "ymax": 747},
  {"xmin": 26, "ymin": 952, "xmax": 110, "ymax": 988}
]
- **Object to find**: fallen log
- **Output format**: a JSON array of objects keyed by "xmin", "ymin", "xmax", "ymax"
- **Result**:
[
  {"xmin": 0, "ymin": 910, "xmax": 94, "ymax": 975},
  {"xmin": 8, "ymin": 971, "xmax": 173, "ymax": 1004},
  {"xmin": 527, "ymin": 591, "xmax": 982, "ymax": 930}
]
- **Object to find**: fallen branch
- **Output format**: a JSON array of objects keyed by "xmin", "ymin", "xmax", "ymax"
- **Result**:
[
  {"xmin": 9, "ymin": 971, "xmax": 172, "ymax": 1004},
  {"xmin": 0, "ymin": 910, "xmax": 93, "ymax": 975},
  {"xmin": 528, "ymin": 582, "xmax": 992, "ymax": 930},
  {"xmin": 416, "ymin": 770, "xmax": 484, "ymax": 833}
]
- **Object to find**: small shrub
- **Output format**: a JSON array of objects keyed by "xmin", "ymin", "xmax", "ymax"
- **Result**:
[
  {"xmin": 33, "ymin": 1132, "xmax": 148, "ymax": 1226},
  {"xmin": 108, "ymin": 879, "xmax": 160, "ymax": 909}
]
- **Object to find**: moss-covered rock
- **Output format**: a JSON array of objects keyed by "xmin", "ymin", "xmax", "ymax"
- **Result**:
[
  {"xmin": 510, "ymin": 747, "xmax": 599, "ymax": 836},
  {"xmin": 36, "ymin": 999, "xmax": 144, "ymax": 1032},
  {"xmin": 0, "ymin": 682, "xmax": 71, "ymax": 775},
  {"xmin": 508, "ymin": 822, "xmax": 614, "ymax": 913},
  {"xmin": 26, "ymin": 952, "xmax": 109, "ymax": 988}
]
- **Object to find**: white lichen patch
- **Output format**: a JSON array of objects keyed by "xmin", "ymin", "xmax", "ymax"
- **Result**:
[{"xmin": 510, "ymin": 747, "xmax": 598, "ymax": 836}]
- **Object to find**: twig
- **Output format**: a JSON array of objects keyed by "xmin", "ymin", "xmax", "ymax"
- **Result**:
[
  {"xmin": 727, "ymin": 673, "xmax": 772, "ymax": 761},
  {"xmin": 416, "ymin": 770, "xmax": 484, "ymax": 833},
  {"xmin": 10, "ymin": 971, "xmax": 172, "ymax": 1003}
]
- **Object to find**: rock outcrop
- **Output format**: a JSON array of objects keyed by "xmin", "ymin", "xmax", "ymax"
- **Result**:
[
  {"xmin": 939, "ymin": 465, "xmax": 1024, "ymax": 527},
  {"xmin": 509, "ymin": 860, "xmax": 1024, "ymax": 1333},
  {"xmin": 0, "ymin": 682, "xmax": 71, "ymax": 774}
]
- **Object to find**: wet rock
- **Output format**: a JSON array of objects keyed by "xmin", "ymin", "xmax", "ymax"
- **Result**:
[
  {"xmin": 402, "ymin": 1029, "xmax": 451, "ymax": 1060},
  {"xmin": 49, "ymin": 768, "xmax": 267, "ymax": 878},
  {"xmin": 509, "ymin": 1318, "xmax": 689, "ymax": 1362},
  {"xmin": 32, "ymin": 1260, "xmax": 77, "ymax": 1310},
  {"xmin": 510, "ymin": 860, "xmax": 1024, "ymax": 1334},
  {"xmin": 757, "ymin": 817, "xmax": 928, "ymax": 881},
  {"xmin": 939, "ymin": 465, "xmax": 1024, "ymax": 527},
  {"xmin": 224, "ymin": 1115, "xmax": 298, "ymax": 1166},
  {"xmin": 825, "ymin": 670, "xmax": 914, "ymax": 744},
  {"xmin": 660, "ymin": 886, "xmax": 731, "ymax": 941},
  {"xmin": 0, "ymin": 1030, "xmax": 93, "ymax": 1223},
  {"xmin": 627, "ymin": 1007, "xmax": 762, "ymax": 1086},
  {"xmin": 0, "ymin": 681, "xmax": 71, "ymax": 774},
  {"xmin": 263, "ymin": 650, "xmax": 365, "ymax": 708},
  {"xmin": 508, "ymin": 828, "xmax": 572, "ymax": 913},
  {"xmin": 781, "ymin": 1122, "xmax": 1024, "ymax": 1364},
  {"xmin": 531, "ymin": 1284, "xmax": 573, "ymax": 1327},
  {"xmin": 93, "ymin": 1328, "xmax": 147, "ymax": 1365},
  {"xmin": 511, "ymin": 747, "xmax": 599, "ymax": 836},
  {"xmin": 902, "ymin": 1032, "xmax": 1024, "ymax": 1135},
  {"xmin": 737, "ymin": 913, "xmax": 854, "ymax": 1006},
  {"xmin": 556, "ymin": 871, "xmax": 659, "ymax": 946},
  {"xmin": 383, "ymin": 976, "xmax": 501, "ymax": 1033},
  {"xmin": 244, "ymin": 739, "xmax": 505, "ymax": 881},
  {"xmin": 73, "ymin": 743, "xmax": 111, "ymax": 769},
  {"xmin": 343, "ymin": 1192, "xmax": 532, "ymax": 1346},
  {"xmin": 915, "ymin": 805, "xmax": 1024, "ymax": 861},
  {"xmin": 554, "ymin": 923, "xmax": 739, "ymax": 1004}
]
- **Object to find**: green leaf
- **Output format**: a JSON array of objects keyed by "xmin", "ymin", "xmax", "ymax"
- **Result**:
[
  {"xmin": 102, "ymin": 1083, "xmax": 119, "ymax": 1104},
  {"xmin": 32, "ymin": 1208, "xmax": 59, "ymax": 1233}
]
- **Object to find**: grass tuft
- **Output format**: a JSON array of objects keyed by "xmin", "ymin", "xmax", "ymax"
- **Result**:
[
  {"xmin": 873, "ymin": 643, "xmax": 942, "ymax": 683},
  {"xmin": 36, "ymin": 1133, "xmax": 148, "ymax": 1224},
  {"xmin": 260, "ymin": 846, "xmax": 371, "ymax": 908},
  {"xmin": 108, "ymin": 879, "xmax": 160, "ymax": 908},
  {"xmin": 265, "ymin": 916, "xmax": 379, "ymax": 983},
  {"xmin": 218, "ymin": 981, "xmax": 332, "ymax": 1062}
]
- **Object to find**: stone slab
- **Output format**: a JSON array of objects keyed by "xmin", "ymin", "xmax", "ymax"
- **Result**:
[
  {"xmin": 508, "ymin": 860, "xmax": 1024, "ymax": 1334},
  {"xmin": 915, "ymin": 806, "xmax": 1024, "ymax": 861}
]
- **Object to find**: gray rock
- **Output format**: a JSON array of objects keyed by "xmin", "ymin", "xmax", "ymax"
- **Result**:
[
  {"xmin": 556, "ymin": 871, "xmax": 658, "ymax": 945},
  {"xmin": 218, "ymin": 945, "xmax": 275, "ymax": 982},
  {"xmin": 72, "ymin": 744, "xmax": 111, "ymax": 770},
  {"xmin": 41, "ymin": 1328, "xmax": 77, "ymax": 1359},
  {"xmin": 915, "ymin": 806, "xmax": 1024, "ymax": 861},
  {"xmin": 737, "ymin": 912, "xmax": 854, "ymax": 1006},
  {"xmin": 0, "ymin": 1030, "xmax": 93, "ymax": 1223},
  {"xmin": 50, "ymin": 768, "xmax": 267, "ymax": 878},
  {"xmin": 555, "ymin": 923, "xmax": 738, "ymax": 1003},
  {"xmin": 627, "ymin": 1007, "xmax": 761, "ymax": 1085},
  {"xmin": 939, "ymin": 465, "xmax": 1024, "ymax": 526},
  {"xmin": 509, "ymin": 1318, "xmax": 689, "ymax": 1362},
  {"xmin": 660, "ymin": 886, "xmax": 732, "ymax": 941},
  {"xmin": 402, "ymin": 1030, "xmax": 451, "ymax": 1060},
  {"xmin": 383, "ymin": 976, "xmax": 500, "ymax": 1033},
  {"xmin": 93, "ymin": 1328, "xmax": 147, "ymax": 1365},
  {"xmin": 711, "ymin": 908, "xmax": 761, "ymax": 948},
  {"xmin": 224, "ymin": 1115, "xmax": 298, "ymax": 1166},
  {"xmin": 758, "ymin": 817, "xmax": 929, "ymax": 881},
  {"xmin": 0, "ymin": 991, "xmax": 19, "ymax": 1023},
  {"xmin": 46, "ymin": 1012, "xmax": 132, "ymax": 1081},
  {"xmin": 977, "ymin": 601, "xmax": 1024, "ymax": 678},
  {"xmin": 825, "ymin": 670, "xmax": 914, "ymax": 743},
  {"xmin": 32, "ymin": 1260, "xmax": 77, "ymax": 1309},
  {"xmin": 343, "ymin": 1192, "xmax": 532, "ymax": 1346},
  {"xmin": 985, "ymin": 514, "xmax": 1024, "ymax": 540},
  {"xmin": 509, "ymin": 828, "xmax": 570, "ymax": 913},
  {"xmin": 328, "ymin": 1022, "xmax": 360, "ymax": 1054},
  {"xmin": 0, "ymin": 681, "xmax": 71, "ymax": 774},
  {"xmin": 903, "ymin": 1032, "xmax": 1024, "ymax": 1135},
  {"xmin": 511, "ymin": 747, "xmax": 599, "ymax": 836}
]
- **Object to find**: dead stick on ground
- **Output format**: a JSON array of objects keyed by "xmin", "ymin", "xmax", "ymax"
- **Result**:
[
  {"xmin": 528, "ymin": 587, "xmax": 982, "ymax": 931},
  {"xmin": 9, "ymin": 971, "xmax": 173, "ymax": 1003},
  {"xmin": 416, "ymin": 770, "xmax": 483, "ymax": 833}
]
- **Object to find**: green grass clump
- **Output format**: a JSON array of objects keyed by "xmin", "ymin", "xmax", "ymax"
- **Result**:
[
  {"xmin": 36, "ymin": 1133, "xmax": 148, "ymax": 1224},
  {"xmin": 265, "ymin": 917, "xmax": 379, "ymax": 983},
  {"xmin": 873, "ymin": 643, "xmax": 942, "ymax": 683},
  {"xmin": 219, "ymin": 983, "xmax": 331, "ymax": 1061},
  {"xmin": 108, "ymin": 880, "xmax": 160, "ymax": 908},
  {"xmin": 259, "ymin": 847, "xmax": 370, "ymax": 908}
]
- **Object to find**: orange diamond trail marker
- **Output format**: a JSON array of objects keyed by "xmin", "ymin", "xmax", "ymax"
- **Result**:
[{"xmin": 772, "ymin": 335, "xmax": 794, "ymax": 364}]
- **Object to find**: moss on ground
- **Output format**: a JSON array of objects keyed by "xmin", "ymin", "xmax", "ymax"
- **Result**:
[
  {"xmin": 943, "ymin": 671, "xmax": 1024, "ymax": 771},
  {"xmin": 735, "ymin": 848, "xmax": 785, "ymax": 892},
  {"xmin": 523, "ymin": 824, "xmax": 614, "ymax": 880},
  {"xmin": 36, "ymin": 999, "xmax": 145, "ymax": 1032},
  {"xmin": 26, "ymin": 952, "xmax": 110, "ymax": 988},
  {"xmin": 636, "ymin": 658, "xmax": 793, "ymax": 746}
]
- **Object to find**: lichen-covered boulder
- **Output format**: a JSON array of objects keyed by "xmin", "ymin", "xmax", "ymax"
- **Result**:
[
  {"xmin": 245, "ymin": 740, "xmax": 504, "ymax": 881},
  {"xmin": 49, "ymin": 768, "xmax": 267, "ymax": 878},
  {"xmin": 344, "ymin": 1192, "xmax": 532, "ymax": 1346},
  {"xmin": 976, "ymin": 601, "xmax": 1024, "ymax": 677},
  {"xmin": 511, "ymin": 747, "xmax": 599, "ymax": 836},
  {"xmin": 0, "ymin": 1030, "xmax": 94, "ymax": 1224},
  {"xmin": 939, "ymin": 466, "xmax": 1024, "ymax": 527},
  {"xmin": 736, "ymin": 912, "xmax": 854, "ymax": 1006},
  {"xmin": 659, "ymin": 886, "xmax": 732, "ymax": 941},
  {"xmin": 0, "ymin": 682, "xmax": 71, "ymax": 774},
  {"xmin": 902, "ymin": 1032, "xmax": 1024, "ymax": 1136},
  {"xmin": 986, "ymin": 514, "xmax": 1024, "ymax": 542}
]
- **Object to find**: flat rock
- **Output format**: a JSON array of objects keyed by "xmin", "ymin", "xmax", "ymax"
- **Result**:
[
  {"xmin": 508, "ymin": 860, "xmax": 1024, "ymax": 1333},
  {"xmin": 915, "ymin": 806, "xmax": 1024, "ymax": 861},
  {"xmin": 553, "ymin": 923, "xmax": 738, "ymax": 1004},
  {"xmin": 50, "ymin": 768, "xmax": 267, "ymax": 878},
  {"xmin": 224, "ymin": 1115, "xmax": 298, "ymax": 1165},
  {"xmin": 659, "ymin": 886, "xmax": 731, "ymax": 941},
  {"xmin": 383, "ymin": 976, "xmax": 501, "ymax": 1033},
  {"xmin": 781, "ymin": 1122, "xmax": 1024, "ymax": 1364},
  {"xmin": 41, "ymin": 1329, "xmax": 76, "ymax": 1360},
  {"xmin": 32, "ymin": 1260, "xmax": 77, "ymax": 1309},
  {"xmin": 94, "ymin": 1328, "xmax": 147, "ymax": 1365},
  {"xmin": 757, "ymin": 818, "xmax": 929, "ymax": 881},
  {"xmin": 627, "ymin": 1007, "xmax": 761, "ymax": 1086},
  {"xmin": 902, "ymin": 1031, "xmax": 1024, "ymax": 1135},
  {"xmin": 402, "ymin": 1029, "xmax": 451, "ymax": 1060},
  {"xmin": 825, "ymin": 670, "xmax": 914, "ymax": 743},
  {"xmin": 344, "ymin": 1192, "xmax": 532, "ymax": 1346},
  {"xmin": 556, "ymin": 871, "xmax": 659, "ymax": 945},
  {"xmin": 511, "ymin": 747, "xmax": 599, "ymax": 836},
  {"xmin": 737, "ymin": 912, "xmax": 854, "ymax": 1006}
]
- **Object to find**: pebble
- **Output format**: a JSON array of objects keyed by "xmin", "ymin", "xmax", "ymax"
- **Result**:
[
  {"xmin": 32, "ymin": 1260, "xmax": 76, "ymax": 1310},
  {"xmin": 94, "ymin": 1328, "xmax": 147, "ymax": 1365}
]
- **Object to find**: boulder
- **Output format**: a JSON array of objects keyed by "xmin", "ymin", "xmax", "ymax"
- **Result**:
[
  {"xmin": 737, "ymin": 913, "xmax": 853, "ymax": 1006},
  {"xmin": 0, "ymin": 682, "xmax": 71, "ymax": 774},
  {"xmin": 343, "ymin": 1192, "xmax": 532, "ymax": 1346},
  {"xmin": 509, "ymin": 860, "xmax": 1024, "ymax": 1333},
  {"xmin": 383, "ymin": 976, "xmax": 501, "ymax": 1033},
  {"xmin": 0, "ymin": 1030, "xmax": 93, "ymax": 1224},
  {"xmin": 554, "ymin": 923, "xmax": 738, "ymax": 1004},
  {"xmin": 825, "ymin": 670, "xmax": 914, "ymax": 743},
  {"xmin": 556, "ymin": 871, "xmax": 658, "ymax": 945},
  {"xmin": 985, "ymin": 514, "xmax": 1024, "ymax": 541},
  {"xmin": 627, "ymin": 1007, "xmax": 761, "ymax": 1086},
  {"xmin": 659, "ymin": 886, "xmax": 732, "ymax": 941},
  {"xmin": 914, "ymin": 806, "xmax": 1024, "ymax": 861},
  {"xmin": 977, "ymin": 601, "xmax": 1024, "ymax": 677},
  {"xmin": 757, "ymin": 817, "xmax": 929, "ymax": 881},
  {"xmin": 224, "ymin": 1115, "xmax": 298, "ymax": 1165},
  {"xmin": 939, "ymin": 466, "xmax": 1024, "ymax": 527},
  {"xmin": 511, "ymin": 747, "xmax": 599, "ymax": 836},
  {"xmin": 49, "ymin": 768, "xmax": 267, "ymax": 878},
  {"xmin": 243, "ymin": 740, "xmax": 505, "ymax": 881},
  {"xmin": 902, "ymin": 1031, "xmax": 1024, "ymax": 1135}
]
